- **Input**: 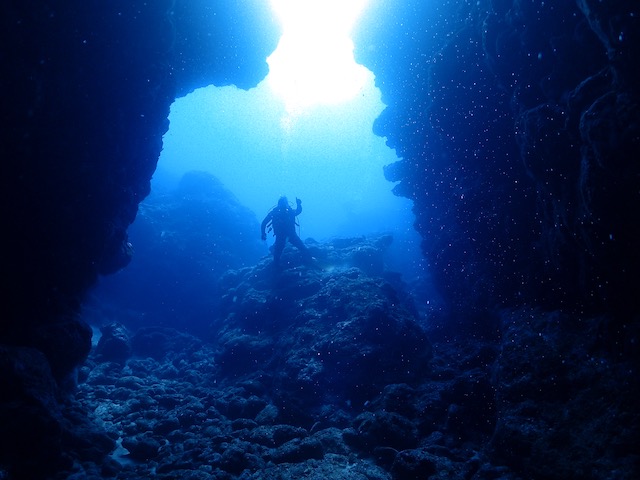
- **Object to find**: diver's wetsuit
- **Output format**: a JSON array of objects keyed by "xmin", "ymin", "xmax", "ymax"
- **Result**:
[{"xmin": 261, "ymin": 198, "xmax": 310, "ymax": 266}]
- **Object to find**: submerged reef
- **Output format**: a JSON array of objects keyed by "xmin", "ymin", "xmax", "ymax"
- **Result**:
[
  {"xmin": 59, "ymin": 237, "xmax": 434, "ymax": 478},
  {"xmin": 38, "ymin": 239, "xmax": 639, "ymax": 479},
  {"xmin": 2, "ymin": 1, "xmax": 278, "ymax": 477}
]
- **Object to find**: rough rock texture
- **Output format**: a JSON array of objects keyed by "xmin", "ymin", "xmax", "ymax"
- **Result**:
[
  {"xmin": 51, "ymin": 237, "xmax": 639, "ymax": 479},
  {"xmin": 1, "ymin": 1, "xmax": 278, "ymax": 477},
  {"xmin": 52, "ymin": 239, "xmax": 440, "ymax": 479},
  {"xmin": 490, "ymin": 309, "xmax": 639, "ymax": 479},
  {"xmin": 0, "ymin": 346, "xmax": 69, "ymax": 478},
  {"xmin": 95, "ymin": 322, "xmax": 133, "ymax": 365},
  {"xmin": 214, "ymin": 238, "xmax": 432, "ymax": 421},
  {"xmin": 66, "ymin": 237, "xmax": 638, "ymax": 479},
  {"xmin": 349, "ymin": 3, "xmax": 640, "ymax": 475},
  {"xmin": 3, "ymin": 0, "xmax": 277, "ymax": 352},
  {"xmin": 171, "ymin": 0, "xmax": 277, "ymax": 96},
  {"xmin": 56, "ymin": 304, "xmax": 639, "ymax": 480},
  {"xmin": 353, "ymin": 0, "xmax": 640, "ymax": 326}
]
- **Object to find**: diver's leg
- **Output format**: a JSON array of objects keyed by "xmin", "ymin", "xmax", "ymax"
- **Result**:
[
  {"xmin": 273, "ymin": 235, "xmax": 286, "ymax": 265},
  {"xmin": 289, "ymin": 234, "xmax": 313, "ymax": 262},
  {"xmin": 288, "ymin": 233, "xmax": 305, "ymax": 250}
]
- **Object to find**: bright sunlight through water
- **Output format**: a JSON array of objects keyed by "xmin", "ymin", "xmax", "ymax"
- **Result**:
[{"xmin": 267, "ymin": 0, "xmax": 370, "ymax": 113}]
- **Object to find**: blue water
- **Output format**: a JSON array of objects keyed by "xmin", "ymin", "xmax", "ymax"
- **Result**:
[
  {"xmin": 151, "ymin": 77, "xmax": 424, "ymax": 278},
  {"xmin": 88, "ymin": 72, "xmax": 431, "ymax": 335},
  {"xmin": 156, "ymin": 85, "xmax": 413, "ymax": 233}
]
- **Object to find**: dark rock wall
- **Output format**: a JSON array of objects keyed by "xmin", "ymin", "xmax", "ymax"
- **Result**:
[
  {"xmin": 491, "ymin": 309, "xmax": 638, "ymax": 479},
  {"xmin": 354, "ymin": 0, "xmax": 640, "ymax": 326},
  {"xmin": 353, "ymin": 3, "xmax": 639, "ymax": 477},
  {"xmin": 2, "ymin": 0, "xmax": 277, "ymax": 371},
  {"xmin": 4, "ymin": 1, "xmax": 174, "ymax": 337},
  {"xmin": 1, "ymin": 1, "xmax": 277, "ymax": 477},
  {"xmin": 172, "ymin": 0, "xmax": 277, "ymax": 97}
]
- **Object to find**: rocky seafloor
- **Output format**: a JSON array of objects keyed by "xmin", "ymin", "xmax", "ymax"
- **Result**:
[{"xmin": 56, "ymin": 237, "xmax": 637, "ymax": 480}]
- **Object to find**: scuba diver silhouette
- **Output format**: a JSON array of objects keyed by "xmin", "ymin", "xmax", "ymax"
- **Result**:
[{"xmin": 261, "ymin": 196, "xmax": 312, "ymax": 266}]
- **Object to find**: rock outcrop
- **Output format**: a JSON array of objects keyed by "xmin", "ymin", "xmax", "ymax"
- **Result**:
[
  {"xmin": 353, "ymin": 0, "xmax": 640, "ymax": 327},
  {"xmin": 57, "ymin": 237, "xmax": 437, "ymax": 479},
  {"xmin": 55, "ymin": 242, "xmax": 639, "ymax": 478},
  {"xmin": 1, "ymin": 1, "xmax": 278, "ymax": 477},
  {"xmin": 215, "ymin": 238, "xmax": 431, "ymax": 421}
]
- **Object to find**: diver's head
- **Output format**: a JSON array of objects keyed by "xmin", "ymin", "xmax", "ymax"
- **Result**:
[{"xmin": 278, "ymin": 196, "xmax": 289, "ymax": 208}]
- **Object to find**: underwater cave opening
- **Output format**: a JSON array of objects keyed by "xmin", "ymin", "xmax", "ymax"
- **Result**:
[{"xmin": 151, "ymin": 0, "xmax": 426, "ymax": 283}]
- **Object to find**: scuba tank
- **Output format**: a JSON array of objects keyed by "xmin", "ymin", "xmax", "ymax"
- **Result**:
[{"xmin": 263, "ymin": 200, "xmax": 301, "ymax": 237}]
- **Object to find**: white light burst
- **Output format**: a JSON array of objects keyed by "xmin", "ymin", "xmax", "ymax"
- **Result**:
[{"xmin": 267, "ymin": 0, "xmax": 370, "ymax": 113}]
